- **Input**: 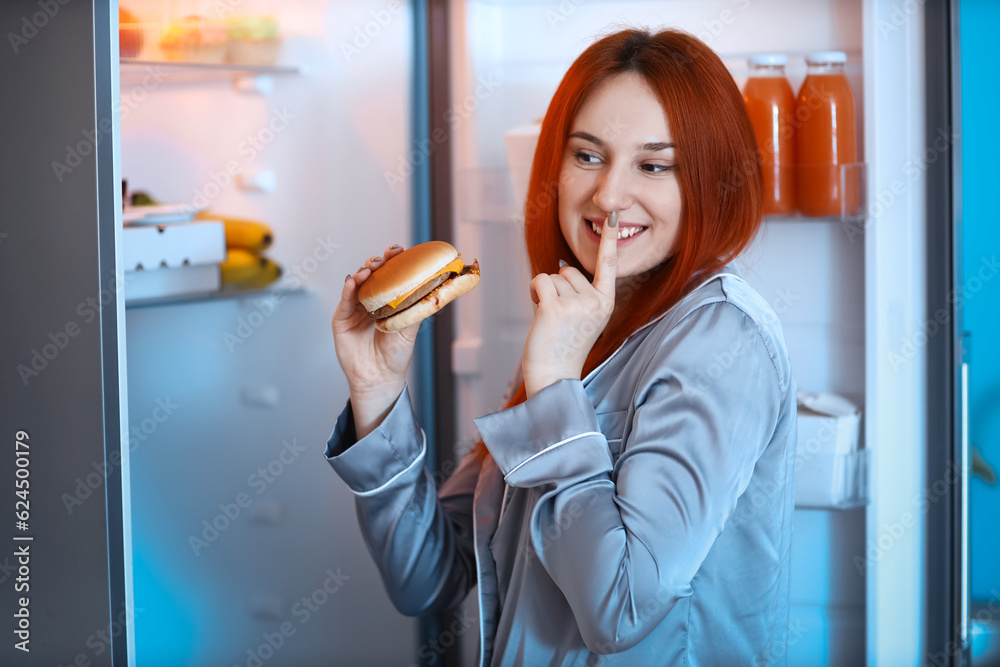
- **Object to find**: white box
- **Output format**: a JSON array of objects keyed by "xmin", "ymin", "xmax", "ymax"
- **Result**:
[
  {"xmin": 796, "ymin": 392, "xmax": 861, "ymax": 456},
  {"xmin": 794, "ymin": 393, "xmax": 866, "ymax": 508},
  {"xmin": 124, "ymin": 264, "xmax": 221, "ymax": 303},
  {"xmin": 123, "ymin": 220, "xmax": 225, "ymax": 271}
]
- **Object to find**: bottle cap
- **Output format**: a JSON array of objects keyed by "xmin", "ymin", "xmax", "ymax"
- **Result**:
[
  {"xmin": 805, "ymin": 51, "xmax": 848, "ymax": 65},
  {"xmin": 749, "ymin": 54, "xmax": 787, "ymax": 67}
]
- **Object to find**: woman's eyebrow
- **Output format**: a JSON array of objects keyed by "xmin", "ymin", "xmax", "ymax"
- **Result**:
[
  {"xmin": 639, "ymin": 141, "xmax": 675, "ymax": 152},
  {"xmin": 568, "ymin": 131, "xmax": 674, "ymax": 152}
]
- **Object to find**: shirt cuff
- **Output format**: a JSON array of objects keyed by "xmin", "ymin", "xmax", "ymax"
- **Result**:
[
  {"xmin": 324, "ymin": 384, "xmax": 427, "ymax": 496},
  {"xmin": 473, "ymin": 379, "xmax": 613, "ymax": 488}
]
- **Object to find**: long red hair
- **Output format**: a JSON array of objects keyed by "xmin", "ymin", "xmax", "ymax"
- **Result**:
[{"xmin": 471, "ymin": 28, "xmax": 762, "ymax": 460}]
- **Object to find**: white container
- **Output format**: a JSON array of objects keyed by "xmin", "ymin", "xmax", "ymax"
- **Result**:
[
  {"xmin": 794, "ymin": 392, "xmax": 866, "ymax": 508},
  {"xmin": 123, "ymin": 220, "xmax": 225, "ymax": 271},
  {"xmin": 123, "ymin": 264, "xmax": 221, "ymax": 303},
  {"xmin": 796, "ymin": 392, "xmax": 861, "ymax": 455}
]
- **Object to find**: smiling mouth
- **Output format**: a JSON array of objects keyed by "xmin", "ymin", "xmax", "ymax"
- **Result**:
[{"xmin": 587, "ymin": 219, "xmax": 648, "ymax": 240}]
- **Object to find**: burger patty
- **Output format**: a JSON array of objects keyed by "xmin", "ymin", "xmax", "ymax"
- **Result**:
[{"xmin": 371, "ymin": 272, "xmax": 453, "ymax": 319}]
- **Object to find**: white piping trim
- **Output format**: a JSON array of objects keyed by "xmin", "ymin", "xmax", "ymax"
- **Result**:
[
  {"xmin": 351, "ymin": 429, "xmax": 428, "ymax": 497},
  {"xmin": 503, "ymin": 431, "xmax": 603, "ymax": 481},
  {"xmin": 582, "ymin": 271, "xmax": 745, "ymax": 385},
  {"xmin": 473, "ymin": 499, "xmax": 486, "ymax": 667}
]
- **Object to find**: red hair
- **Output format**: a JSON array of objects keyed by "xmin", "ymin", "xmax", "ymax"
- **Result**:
[{"xmin": 471, "ymin": 29, "xmax": 762, "ymax": 459}]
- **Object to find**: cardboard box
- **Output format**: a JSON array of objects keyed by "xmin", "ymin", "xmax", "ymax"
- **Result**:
[
  {"xmin": 123, "ymin": 220, "xmax": 225, "ymax": 271},
  {"xmin": 124, "ymin": 264, "xmax": 220, "ymax": 303}
]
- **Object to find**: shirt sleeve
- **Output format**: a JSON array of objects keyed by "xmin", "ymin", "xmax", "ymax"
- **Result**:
[
  {"xmin": 473, "ymin": 301, "xmax": 784, "ymax": 653},
  {"xmin": 325, "ymin": 383, "xmax": 479, "ymax": 616}
]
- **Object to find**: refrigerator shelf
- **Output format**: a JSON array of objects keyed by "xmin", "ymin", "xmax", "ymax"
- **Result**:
[
  {"xmin": 124, "ymin": 285, "xmax": 305, "ymax": 310},
  {"xmin": 120, "ymin": 59, "xmax": 303, "ymax": 87}
]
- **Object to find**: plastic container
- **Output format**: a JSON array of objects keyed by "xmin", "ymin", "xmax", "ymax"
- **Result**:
[
  {"xmin": 794, "ymin": 52, "xmax": 860, "ymax": 217},
  {"xmin": 743, "ymin": 54, "xmax": 796, "ymax": 215}
]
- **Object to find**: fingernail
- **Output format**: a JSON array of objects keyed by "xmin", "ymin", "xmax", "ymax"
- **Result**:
[
  {"xmin": 558, "ymin": 259, "xmax": 568, "ymax": 268},
  {"xmin": 373, "ymin": 256, "xmax": 383, "ymax": 262},
  {"xmin": 608, "ymin": 211, "xmax": 618, "ymax": 228},
  {"xmin": 390, "ymin": 244, "xmax": 401, "ymax": 249},
  {"xmin": 345, "ymin": 274, "xmax": 352, "ymax": 282}
]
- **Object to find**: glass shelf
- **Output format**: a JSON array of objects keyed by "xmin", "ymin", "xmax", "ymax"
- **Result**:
[
  {"xmin": 119, "ymin": 59, "xmax": 303, "ymax": 86},
  {"xmin": 125, "ymin": 285, "xmax": 304, "ymax": 310}
]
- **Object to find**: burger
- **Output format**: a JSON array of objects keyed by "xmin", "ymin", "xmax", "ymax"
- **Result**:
[{"xmin": 358, "ymin": 241, "xmax": 480, "ymax": 333}]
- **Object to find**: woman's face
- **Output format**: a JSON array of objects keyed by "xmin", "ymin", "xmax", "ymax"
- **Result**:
[{"xmin": 558, "ymin": 72, "xmax": 682, "ymax": 279}]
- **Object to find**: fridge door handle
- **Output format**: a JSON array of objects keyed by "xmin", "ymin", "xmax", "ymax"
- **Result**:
[{"xmin": 961, "ymin": 360, "xmax": 970, "ymax": 650}]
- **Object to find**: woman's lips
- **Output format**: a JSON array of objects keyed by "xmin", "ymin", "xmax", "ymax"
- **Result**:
[{"xmin": 584, "ymin": 218, "xmax": 648, "ymax": 245}]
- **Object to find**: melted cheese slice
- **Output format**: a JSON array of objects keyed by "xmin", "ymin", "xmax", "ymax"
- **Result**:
[{"xmin": 386, "ymin": 256, "xmax": 464, "ymax": 309}]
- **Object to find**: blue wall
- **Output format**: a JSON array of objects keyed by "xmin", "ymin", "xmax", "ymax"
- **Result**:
[{"xmin": 962, "ymin": 0, "xmax": 1000, "ymax": 603}]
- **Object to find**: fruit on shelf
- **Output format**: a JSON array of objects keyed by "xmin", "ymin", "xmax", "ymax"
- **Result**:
[
  {"xmin": 197, "ymin": 212, "xmax": 273, "ymax": 252},
  {"xmin": 220, "ymin": 248, "xmax": 281, "ymax": 290},
  {"xmin": 231, "ymin": 258, "xmax": 282, "ymax": 290},
  {"xmin": 220, "ymin": 248, "xmax": 267, "ymax": 285},
  {"xmin": 160, "ymin": 15, "xmax": 227, "ymax": 64},
  {"xmin": 119, "ymin": 6, "xmax": 144, "ymax": 58},
  {"xmin": 225, "ymin": 15, "xmax": 281, "ymax": 66}
]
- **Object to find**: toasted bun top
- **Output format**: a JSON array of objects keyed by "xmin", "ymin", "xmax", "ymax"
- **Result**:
[{"xmin": 357, "ymin": 241, "xmax": 460, "ymax": 312}]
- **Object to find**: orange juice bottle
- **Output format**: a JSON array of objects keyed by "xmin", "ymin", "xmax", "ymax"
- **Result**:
[
  {"xmin": 795, "ymin": 51, "xmax": 859, "ymax": 217},
  {"xmin": 743, "ymin": 54, "xmax": 796, "ymax": 216}
]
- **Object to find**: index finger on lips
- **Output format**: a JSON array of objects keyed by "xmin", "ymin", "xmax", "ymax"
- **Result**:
[{"xmin": 592, "ymin": 211, "xmax": 618, "ymax": 297}]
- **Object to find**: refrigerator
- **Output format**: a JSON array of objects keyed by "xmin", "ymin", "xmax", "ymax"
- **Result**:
[{"xmin": 0, "ymin": 0, "xmax": 972, "ymax": 665}]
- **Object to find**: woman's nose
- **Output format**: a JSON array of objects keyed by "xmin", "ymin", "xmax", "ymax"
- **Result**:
[{"xmin": 592, "ymin": 165, "xmax": 634, "ymax": 214}]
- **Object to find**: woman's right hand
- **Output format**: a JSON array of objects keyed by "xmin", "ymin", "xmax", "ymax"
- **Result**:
[{"xmin": 332, "ymin": 244, "xmax": 417, "ymax": 437}]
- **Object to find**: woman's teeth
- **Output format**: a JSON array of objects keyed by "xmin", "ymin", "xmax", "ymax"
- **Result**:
[{"xmin": 590, "ymin": 220, "xmax": 645, "ymax": 239}]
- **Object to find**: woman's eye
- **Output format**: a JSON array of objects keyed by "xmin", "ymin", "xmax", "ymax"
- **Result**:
[
  {"xmin": 574, "ymin": 151, "xmax": 602, "ymax": 165},
  {"xmin": 641, "ymin": 163, "xmax": 676, "ymax": 174}
]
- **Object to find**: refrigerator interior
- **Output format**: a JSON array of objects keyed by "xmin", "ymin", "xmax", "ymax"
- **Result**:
[
  {"xmin": 119, "ymin": 1, "xmax": 420, "ymax": 663},
  {"xmin": 448, "ymin": 1, "xmax": 866, "ymax": 665}
]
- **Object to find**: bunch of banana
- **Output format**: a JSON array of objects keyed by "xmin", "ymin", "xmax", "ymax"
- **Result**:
[
  {"xmin": 196, "ymin": 211, "xmax": 274, "ymax": 253},
  {"xmin": 219, "ymin": 248, "xmax": 282, "ymax": 290},
  {"xmin": 198, "ymin": 211, "xmax": 281, "ymax": 290}
]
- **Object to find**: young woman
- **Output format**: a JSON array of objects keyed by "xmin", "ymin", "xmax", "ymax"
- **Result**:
[{"xmin": 327, "ymin": 28, "xmax": 796, "ymax": 666}]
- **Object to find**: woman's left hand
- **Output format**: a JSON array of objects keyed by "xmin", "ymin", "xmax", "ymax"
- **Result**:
[{"xmin": 522, "ymin": 213, "xmax": 619, "ymax": 399}]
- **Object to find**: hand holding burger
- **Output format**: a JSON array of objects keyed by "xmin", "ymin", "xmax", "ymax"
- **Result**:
[{"xmin": 332, "ymin": 242, "xmax": 479, "ymax": 440}]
